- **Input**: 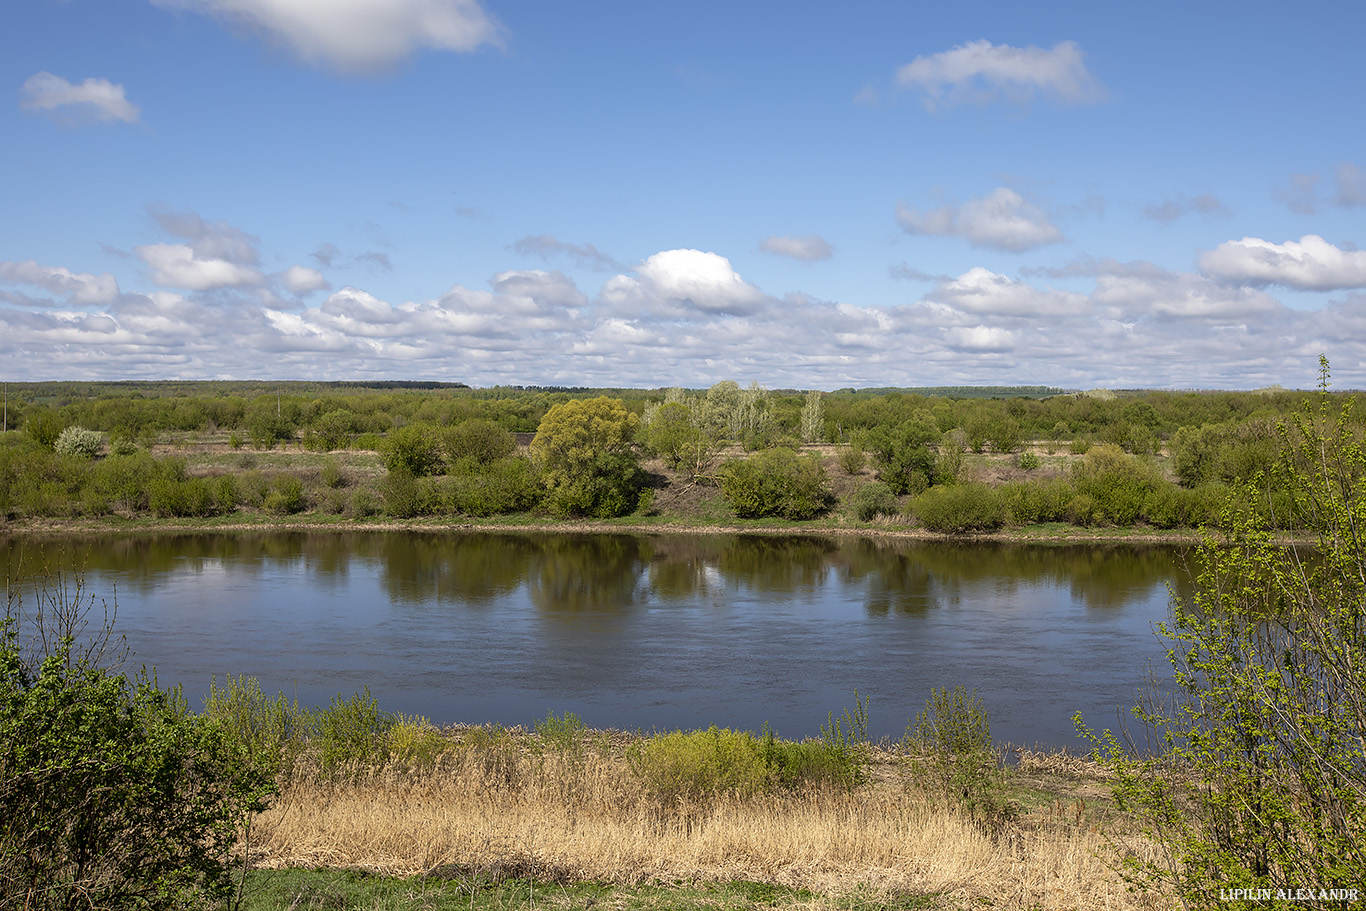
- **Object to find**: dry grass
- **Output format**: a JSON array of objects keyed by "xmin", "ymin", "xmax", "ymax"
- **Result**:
[{"xmin": 247, "ymin": 731, "xmax": 1175, "ymax": 911}]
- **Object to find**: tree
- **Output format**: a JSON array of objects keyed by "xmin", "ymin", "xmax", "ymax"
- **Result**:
[
  {"xmin": 530, "ymin": 397, "xmax": 643, "ymax": 517},
  {"xmin": 1, "ymin": 576, "xmax": 272, "ymax": 910},
  {"xmin": 800, "ymin": 390, "xmax": 825, "ymax": 444},
  {"xmin": 1079, "ymin": 358, "xmax": 1366, "ymax": 907}
]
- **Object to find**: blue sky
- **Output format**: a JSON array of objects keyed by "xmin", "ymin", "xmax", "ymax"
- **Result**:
[{"xmin": 3, "ymin": 0, "xmax": 1364, "ymax": 389}]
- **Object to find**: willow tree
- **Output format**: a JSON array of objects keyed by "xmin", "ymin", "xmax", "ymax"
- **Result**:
[{"xmin": 530, "ymin": 396, "xmax": 643, "ymax": 518}]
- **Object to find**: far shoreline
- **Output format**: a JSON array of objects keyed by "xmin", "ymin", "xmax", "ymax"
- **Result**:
[{"xmin": 1, "ymin": 512, "xmax": 1305, "ymax": 547}]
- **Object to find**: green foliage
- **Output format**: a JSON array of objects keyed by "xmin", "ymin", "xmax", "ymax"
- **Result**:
[
  {"xmin": 998, "ymin": 478, "xmax": 1074, "ymax": 525},
  {"xmin": 247, "ymin": 411, "xmax": 294, "ymax": 450},
  {"xmin": 381, "ymin": 423, "xmax": 443, "ymax": 477},
  {"xmin": 380, "ymin": 468, "xmax": 429, "ymax": 518},
  {"xmin": 1, "ymin": 578, "xmax": 272, "ymax": 910},
  {"xmin": 532, "ymin": 398, "xmax": 642, "ymax": 517},
  {"xmin": 53, "ymin": 426, "xmax": 105, "ymax": 459},
  {"xmin": 1170, "ymin": 418, "xmax": 1281, "ymax": 488},
  {"xmin": 986, "ymin": 416, "xmax": 1022, "ymax": 454},
  {"xmin": 912, "ymin": 483, "xmax": 1006, "ymax": 534},
  {"xmin": 263, "ymin": 474, "xmax": 307, "ymax": 515},
  {"xmin": 906, "ymin": 687, "xmax": 1013, "ymax": 831},
  {"xmin": 638, "ymin": 401, "xmax": 720, "ymax": 478},
  {"xmin": 23, "ymin": 409, "xmax": 63, "ymax": 449},
  {"xmin": 310, "ymin": 687, "xmax": 392, "ymax": 775},
  {"xmin": 1069, "ymin": 443, "xmax": 1165, "ymax": 526},
  {"xmin": 836, "ymin": 445, "xmax": 866, "ymax": 475},
  {"xmin": 800, "ymin": 390, "xmax": 825, "ymax": 443},
  {"xmin": 435, "ymin": 456, "xmax": 543, "ymax": 516},
  {"xmin": 203, "ymin": 674, "xmax": 307, "ymax": 783},
  {"xmin": 1014, "ymin": 450, "xmax": 1041, "ymax": 470},
  {"xmin": 440, "ymin": 418, "xmax": 515, "ymax": 468},
  {"xmin": 718, "ymin": 447, "xmax": 833, "ymax": 520},
  {"xmin": 860, "ymin": 420, "xmax": 938, "ymax": 494},
  {"xmin": 1079, "ymin": 359, "xmax": 1366, "ymax": 905},
  {"xmin": 850, "ymin": 480, "xmax": 899, "ymax": 522}
]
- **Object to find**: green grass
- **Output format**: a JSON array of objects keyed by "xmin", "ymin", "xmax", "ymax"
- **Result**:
[{"xmin": 229, "ymin": 868, "xmax": 947, "ymax": 911}]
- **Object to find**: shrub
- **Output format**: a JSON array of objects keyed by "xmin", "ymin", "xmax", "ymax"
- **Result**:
[
  {"xmin": 440, "ymin": 419, "xmax": 515, "ymax": 468},
  {"xmin": 1069, "ymin": 443, "xmax": 1164, "ymax": 526},
  {"xmin": 719, "ymin": 447, "xmax": 833, "ymax": 520},
  {"xmin": 905, "ymin": 687, "xmax": 1013, "ymax": 831},
  {"xmin": 998, "ymin": 478, "xmax": 1073, "ymax": 525},
  {"xmin": 380, "ymin": 469, "xmax": 428, "ymax": 518},
  {"xmin": 1, "ymin": 577, "xmax": 273, "ymax": 910},
  {"xmin": 381, "ymin": 423, "xmax": 443, "ymax": 477},
  {"xmin": 346, "ymin": 487, "xmax": 381, "ymax": 518},
  {"xmin": 1014, "ymin": 450, "xmax": 1041, "ymax": 470},
  {"xmin": 23, "ymin": 409, "xmax": 63, "ymax": 449},
  {"xmin": 320, "ymin": 458, "xmax": 346, "ymax": 489},
  {"xmin": 850, "ymin": 481, "xmax": 898, "ymax": 522},
  {"xmin": 263, "ymin": 475, "xmax": 306, "ymax": 515},
  {"xmin": 912, "ymin": 483, "xmax": 1006, "ymax": 533},
  {"xmin": 860, "ymin": 420, "xmax": 938, "ymax": 494},
  {"xmin": 837, "ymin": 445, "xmax": 866, "ymax": 475},
  {"xmin": 309, "ymin": 687, "xmax": 392, "ymax": 776},
  {"xmin": 53, "ymin": 426, "xmax": 105, "ymax": 459},
  {"xmin": 148, "ymin": 475, "xmax": 216, "ymax": 518},
  {"xmin": 439, "ymin": 456, "xmax": 542, "ymax": 516},
  {"xmin": 1078, "ymin": 364, "xmax": 1366, "ymax": 903}
]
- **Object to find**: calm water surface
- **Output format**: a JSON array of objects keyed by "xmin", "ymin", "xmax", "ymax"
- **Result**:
[{"xmin": 2, "ymin": 532, "xmax": 1193, "ymax": 747}]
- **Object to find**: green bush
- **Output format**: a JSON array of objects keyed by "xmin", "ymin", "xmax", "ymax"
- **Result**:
[
  {"xmin": 1, "ymin": 579, "xmax": 273, "ymax": 910},
  {"xmin": 381, "ymin": 423, "xmax": 443, "ymax": 477},
  {"xmin": 837, "ymin": 445, "xmax": 866, "ymax": 475},
  {"xmin": 850, "ymin": 480, "xmax": 898, "ymax": 522},
  {"xmin": 438, "ymin": 456, "xmax": 542, "ymax": 516},
  {"xmin": 53, "ymin": 426, "xmax": 105, "ymax": 459},
  {"xmin": 719, "ymin": 447, "xmax": 833, "ymax": 520},
  {"xmin": 148, "ymin": 475, "xmax": 216, "ymax": 518},
  {"xmin": 632, "ymin": 726, "xmax": 775, "ymax": 805},
  {"xmin": 320, "ymin": 458, "xmax": 346, "ymax": 489},
  {"xmin": 860, "ymin": 420, "xmax": 938, "ymax": 493},
  {"xmin": 998, "ymin": 478, "xmax": 1073, "ymax": 525},
  {"xmin": 263, "ymin": 474, "xmax": 306, "ymax": 515},
  {"xmin": 203, "ymin": 674, "xmax": 306, "ymax": 783},
  {"xmin": 1069, "ymin": 443, "xmax": 1164, "ymax": 526},
  {"xmin": 309, "ymin": 687, "xmax": 392, "ymax": 776},
  {"xmin": 1014, "ymin": 450, "xmax": 1041, "ymax": 470},
  {"xmin": 23, "ymin": 409, "xmax": 63, "ymax": 449},
  {"xmin": 380, "ymin": 469, "xmax": 429, "ymax": 518},
  {"xmin": 440, "ymin": 419, "xmax": 515, "ymax": 468},
  {"xmin": 905, "ymin": 687, "xmax": 1013, "ymax": 832},
  {"xmin": 912, "ymin": 483, "xmax": 1006, "ymax": 534}
]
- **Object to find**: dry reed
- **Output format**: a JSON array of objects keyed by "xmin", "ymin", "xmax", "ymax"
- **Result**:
[{"xmin": 247, "ymin": 729, "xmax": 1175, "ymax": 911}]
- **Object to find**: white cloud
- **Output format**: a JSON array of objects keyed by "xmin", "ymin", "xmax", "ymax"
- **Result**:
[
  {"xmin": 603, "ymin": 249, "xmax": 769, "ymax": 318},
  {"xmin": 1199, "ymin": 235, "xmax": 1366, "ymax": 291},
  {"xmin": 0, "ymin": 260, "xmax": 120, "ymax": 305},
  {"xmin": 151, "ymin": 0, "xmax": 502, "ymax": 72},
  {"xmin": 135, "ymin": 244, "xmax": 264, "ymax": 290},
  {"xmin": 281, "ymin": 265, "xmax": 329, "ymax": 294},
  {"xmin": 150, "ymin": 208, "xmax": 260, "ymax": 265},
  {"xmin": 943, "ymin": 325, "xmax": 1017, "ymax": 352},
  {"xmin": 19, "ymin": 72, "xmax": 140, "ymax": 123},
  {"xmin": 759, "ymin": 235, "xmax": 833, "ymax": 261},
  {"xmin": 894, "ymin": 40, "xmax": 1104, "ymax": 110},
  {"xmin": 929, "ymin": 267, "xmax": 1084, "ymax": 317},
  {"xmin": 897, "ymin": 188, "xmax": 1063, "ymax": 252}
]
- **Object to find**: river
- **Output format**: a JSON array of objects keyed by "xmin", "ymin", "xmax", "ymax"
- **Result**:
[{"xmin": 1, "ymin": 531, "xmax": 1193, "ymax": 747}]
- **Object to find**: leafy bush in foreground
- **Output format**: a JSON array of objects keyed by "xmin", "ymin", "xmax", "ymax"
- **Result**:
[{"xmin": 1, "ymin": 579, "xmax": 272, "ymax": 911}]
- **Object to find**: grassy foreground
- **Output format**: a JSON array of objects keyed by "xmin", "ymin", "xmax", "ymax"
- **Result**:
[{"xmin": 222, "ymin": 713, "xmax": 1168, "ymax": 911}]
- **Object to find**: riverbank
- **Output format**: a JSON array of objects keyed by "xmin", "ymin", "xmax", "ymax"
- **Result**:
[{"xmin": 235, "ymin": 721, "xmax": 1157, "ymax": 911}]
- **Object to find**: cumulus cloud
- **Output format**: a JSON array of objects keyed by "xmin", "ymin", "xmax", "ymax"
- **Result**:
[
  {"xmin": 513, "ymin": 235, "xmax": 623, "ymax": 271},
  {"xmin": 759, "ymin": 235, "xmax": 833, "ymax": 261},
  {"xmin": 894, "ymin": 40, "xmax": 1104, "ymax": 110},
  {"xmin": 602, "ymin": 249, "xmax": 769, "ymax": 318},
  {"xmin": 150, "ymin": 0, "xmax": 502, "ymax": 72},
  {"xmin": 280, "ymin": 265, "xmax": 329, "ymax": 294},
  {"xmin": 897, "ymin": 187, "xmax": 1063, "ymax": 252},
  {"xmin": 19, "ymin": 72, "xmax": 140, "ymax": 123},
  {"xmin": 1199, "ymin": 235, "xmax": 1366, "ymax": 291},
  {"xmin": 135, "ymin": 244, "xmax": 263, "ymax": 291},
  {"xmin": 3, "ymin": 238, "xmax": 1362, "ymax": 390},
  {"xmin": 1142, "ymin": 193, "xmax": 1229, "ymax": 224},
  {"xmin": 928, "ymin": 267, "xmax": 1084, "ymax": 317},
  {"xmin": 0, "ymin": 260, "xmax": 120, "ymax": 305}
]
